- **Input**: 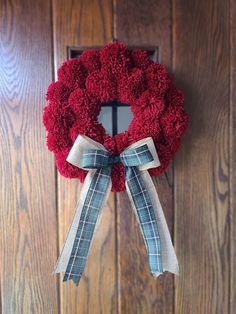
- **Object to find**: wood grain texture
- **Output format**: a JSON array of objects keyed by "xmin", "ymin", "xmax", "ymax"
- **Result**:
[
  {"xmin": 0, "ymin": 0, "xmax": 59, "ymax": 313},
  {"xmin": 115, "ymin": 1, "xmax": 174, "ymax": 313},
  {"xmin": 173, "ymin": 1, "xmax": 230, "ymax": 313},
  {"xmin": 230, "ymin": 0, "xmax": 236, "ymax": 312},
  {"xmin": 52, "ymin": 0, "xmax": 117, "ymax": 313},
  {"xmin": 114, "ymin": 0, "xmax": 172, "ymax": 65}
]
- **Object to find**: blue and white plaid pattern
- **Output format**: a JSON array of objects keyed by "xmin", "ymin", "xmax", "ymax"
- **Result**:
[
  {"xmin": 82, "ymin": 149, "xmax": 111, "ymax": 169},
  {"xmin": 63, "ymin": 167, "xmax": 111, "ymax": 285},
  {"xmin": 126, "ymin": 166, "xmax": 163, "ymax": 274},
  {"xmin": 64, "ymin": 144, "xmax": 163, "ymax": 285}
]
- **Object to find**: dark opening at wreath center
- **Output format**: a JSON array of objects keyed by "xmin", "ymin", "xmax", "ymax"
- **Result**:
[{"xmin": 98, "ymin": 101, "xmax": 133, "ymax": 136}]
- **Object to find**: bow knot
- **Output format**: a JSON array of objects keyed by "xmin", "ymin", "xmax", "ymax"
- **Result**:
[{"xmin": 110, "ymin": 155, "xmax": 121, "ymax": 164}]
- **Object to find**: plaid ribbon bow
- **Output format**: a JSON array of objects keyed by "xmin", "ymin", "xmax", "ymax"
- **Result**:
[{"xmin": 54, "ymin": 135, "xmax": 179, "ymax": 285}]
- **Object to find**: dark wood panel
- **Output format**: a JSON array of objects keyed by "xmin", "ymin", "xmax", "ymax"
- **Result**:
[
  {"xmin": 52, "ymin": 1, "xmax": 117, "ymax": 313},
  {"xmin": 230, "ymin": 0, "xmax": 236, "ymax": 312},
  {"xmin": 173, "ymin": 0, "xmax": 230, "ymax": 313},
  {"xmin": 114, "ymin": 0, "xmax": 171, "ymax": 65},
  {"xmin": 115, "ymin": 1, "xmax": 174, "ymax": 313},
  {"xmin": 0, "ymin": 0, "xmax": 59, "ymax": 313}
]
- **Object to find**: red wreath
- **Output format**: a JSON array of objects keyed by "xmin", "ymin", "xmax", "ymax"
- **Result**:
[{"xmin": 43, "ymin": 42, "xmax": 188, "ymax": 192}]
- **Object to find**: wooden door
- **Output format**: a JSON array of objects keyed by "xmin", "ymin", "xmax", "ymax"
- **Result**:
[{"xmin": 0, "ymin": 0, "xmax": 235, "ymax": 313}]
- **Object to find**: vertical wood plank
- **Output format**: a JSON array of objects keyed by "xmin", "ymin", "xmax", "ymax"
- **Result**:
[
  {"xmin": 52, "ymin": 1, "xmax": 117, "ymax": 313},
  {"xmin": 230, "ymin": 0, "xmax": 236, "ymax": 312},
  {"xmin": 173, "ymin": 1, "xmax": 230, "ymax": 313},
  {"xmin": 115, "ymin": 1, "xmax": 174, "ymax": 313},
  {"xmin": 0, "ymin": 0, "xmax": 59, "ymax": 313}
]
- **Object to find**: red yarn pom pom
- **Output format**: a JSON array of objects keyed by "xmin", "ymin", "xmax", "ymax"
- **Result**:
[
  {"xmin": 46, "ymin": 81, "xmax": 71, "ymax": 103},
  {"xmin": 80, "ymin": 49, "xmax": 101, "ymax": 72},
  {"xmin": 131, "ymin": 49, "xmax": 153, "ymax": 70},
  {"xmin": 161, "ymin": 105, "xmax": 189, "ymax": 143},
  {"xmin": 146, "ymin": 63, "xmax": 171, "ymax": 95},
  {"xmin": 86, "ymin": 71, "xmax": 117, "ymax": 102},
  {"xmin": 58, "ymin": 58, "xmax": 87, "ymax": 89},
  {"xmin": 100, "ymin": 42, "xmax": 132, "ymax": 78},
  {"xmin": 68, "ymin": 88, "xmax": 100, "ymax": 120},
  {"xmin": 119, "ymin": 68, "xmax": 146, "ymax": 103}
]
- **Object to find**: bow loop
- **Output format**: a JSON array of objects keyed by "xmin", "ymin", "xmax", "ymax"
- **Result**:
[
  {"xmin": 82, "ymin": 149, "xmax": 111, "ymax": 169},
  {"xmin": 120, "ymin": 144, "xmax": 154, "ymax": 167}
]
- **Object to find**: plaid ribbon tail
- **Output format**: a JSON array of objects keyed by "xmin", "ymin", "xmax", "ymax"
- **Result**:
[
  {"xmin": 56, "ymin": 167, "xmax": 111, "ymax": 285},
  {"xmin": 125, "ymin": 166, "xmax": 163, "ymax": 275}
]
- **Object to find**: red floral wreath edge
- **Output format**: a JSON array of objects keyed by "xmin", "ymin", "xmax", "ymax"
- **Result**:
[{"xmin": 43, "ymin": 42, "xmax": 189, "ymax": 192}]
